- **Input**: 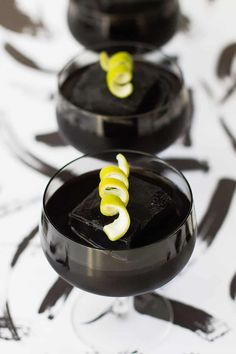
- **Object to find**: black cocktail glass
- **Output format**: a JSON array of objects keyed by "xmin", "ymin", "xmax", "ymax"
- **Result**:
[
  {"xmin": 67, "ymin": 0, "xmax": 180, "ymax": 49},
  {"xmin": 40, "ymin": 150, "xmax": 196, "ymax": 353},
  {"xmin": 57, "ymin": 42, "xmax": 190, "ymax": 155}
]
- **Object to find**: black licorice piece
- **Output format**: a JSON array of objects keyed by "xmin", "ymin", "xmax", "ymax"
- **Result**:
[
  {"xmin": 70, "ymin": 62, "xmax": 164, "ymax": 116},
  {"xmin": 69, "ymin": 175, "xmax": 175, "ymax": 250}
]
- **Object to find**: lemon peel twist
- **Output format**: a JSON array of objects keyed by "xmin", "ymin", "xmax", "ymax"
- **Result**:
[
  {"xmin": 99, "ymin": 153, "xmax": 131, "ymax": 241},
  {"xmin": 99, "ymin": 51, "xmax": 134, "ymax": 99}
]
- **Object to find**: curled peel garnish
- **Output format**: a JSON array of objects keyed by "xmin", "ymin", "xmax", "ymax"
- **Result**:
[
  {"xmin": 107, "ymin": 80, "xmax": 134, "ymax": 99},
  {"xmin": 109, "ymin": 52, "xmax": 133, "ymax": 71},
  {"xmin": 99, "ymin": 153, "xmax": 130, "ymax": 241},
  {"xmin": 99, "ymin": 51, "xmax": 134, "ymax": 98},
  {"xmin": 107, "ymin": 63, "xmax": 133, "ymax": 84},
  {"xmin": 99, "ymin": 51, "xmax": 110, "ymax": 71},
  {"xmin": 100, "ymin": 195, "xmax": 130, "ymax": 241},
  {"xmin": 99, "ymin": 165, "xmax": 129, "ymax": 188},
  {"xmin": 99, "ymin": 178, "xmax": 129, "ymax": 206},
  {"xmin": 116, "ymin": 153, "xmax": 130, "ymax": 177}
]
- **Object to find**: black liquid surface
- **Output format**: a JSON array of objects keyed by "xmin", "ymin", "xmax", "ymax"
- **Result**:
[
  {"xmin": 62, "ymin": 62, "xmax": 181, "ymax": 116},
  {"xmin": 46, "ymin": 170, "xmax": 190, "ymax": 249},
  {"xmin": 57, "ymin": 61, "xmax": 190, "ymax": 154},
  {"xmin": 67, "ymin": 0, "xmax": 180, "ymax": 49},
  {"xmin": 42, "ymin": 169, "xmax": 196, "ymax": 296}
]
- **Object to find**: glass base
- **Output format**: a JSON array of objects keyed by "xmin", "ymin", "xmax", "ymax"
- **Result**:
[{"xmin": 71, "ymin": 292, "xmax": 173, "ymax": 354}]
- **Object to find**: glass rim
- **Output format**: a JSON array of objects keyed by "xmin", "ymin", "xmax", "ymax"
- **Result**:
[
  {"xmin": 57, "ymin": 40, "xmax": 185, "ymax": 120},
  {"xmin": 69, "ymin": 0, "xmax": 178, "ymax": 19},
  {"xmin": 42, "ymin": 149, "xmax": 194, "ymax": 252}
]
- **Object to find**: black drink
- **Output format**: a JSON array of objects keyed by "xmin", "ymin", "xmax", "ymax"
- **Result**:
[
  {"xmin": 42, "ymin": 168, "xmax": 195, "ymax": 296},
  {"xmin": 57, "ymin": 60, "xmax": 190, "ymax": 154},
  {"xmin": 68, "ymin": 0, "xmax": 180, "ymax": 49}
]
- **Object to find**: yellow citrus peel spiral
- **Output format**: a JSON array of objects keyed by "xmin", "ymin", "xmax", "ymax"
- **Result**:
[
  {"xmin": 99, "ymin": 153, "xmax": 131, "ymax": 241},
  {"xmin": 99, "ymin": 51, "xmax": 134, "ymax": 99}
]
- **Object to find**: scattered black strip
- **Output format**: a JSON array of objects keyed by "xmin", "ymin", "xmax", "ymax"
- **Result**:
[
  {"xmin": 1, "ymin": 118, "xmax": 75, "ymax": 180},
  {"xmin": 183, "ymin": 89, "xmax": 194, "ymax": 147},
  {"xmin": 220, "ymin": 80, "xmax": 236, "ymax": 104},
  {"xmin": 216, "ymin": 43, "xmax": 236, "ymax": 79},
  {"xmin": 38, "ymin": 277, "xmax": 73, "ymax": 319},
  {"xmin": 48, "ymin": 92, "xmax": 55, "ymax": 101},
  {"xmin": 0, "ymin": 303, "xmax": 21, "ymax": 341},
  {"xmin": 82, "ymin": 307, "xmax": 112, "ymax": 325},
  {"xmin": 134, "ymin": 293, "xmax": 230, "ymax": 341},
  {"xmin": 14, "ymin": 150, "xmax": 58, "ymax": 178},
  {"xmin": 35, "ymin": 131, "xmax": 66, "ymax": 147},
  {"xmin": 220, "ymin": 117, "xmax": 236, "ymax": 151},
  {"xmin": 1, "ymin": 119, "xmax": 58, "ymax": 178},
  {"xmin": 4, "ymin": 43, "xmax": 56, "ymax": 74},
  {"xmin": 200, "ymin": 80, "xmax": 214, "ymax": 99},
  {"xmin": 178, "ymin": 13, "xmax": 191, "ymax": 33},
  {"xmin": 0, "ymin": 0, "xmax": 45, "ymax": 34},
  {"xmin": 165, "ymin": 158, "xmax": 209, "ymax": 172},
  {"xmin": 11, "ymin": 225, "xmax": 38, "ymax": 268},
  {"xmin": 230, "ymin": 273, "xmax": 236, "ymax": 300},
  {"xmin": 198, "ymin": 178, "xmax": 236, "ymax": 246},
  {"xmin": 4, "ymin": 303, "xmax": 20, "ymax": 341}
]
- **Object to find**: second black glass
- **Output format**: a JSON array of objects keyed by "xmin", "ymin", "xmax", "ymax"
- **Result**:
[{"xmin": 57, "ymin": 42, "xmax": 191, "ymax": 154}]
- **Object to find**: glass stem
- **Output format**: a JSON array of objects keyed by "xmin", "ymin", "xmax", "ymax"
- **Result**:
[{"xmin": 112, "ymin": 297, "xmax": 131, "ymax": 317}]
